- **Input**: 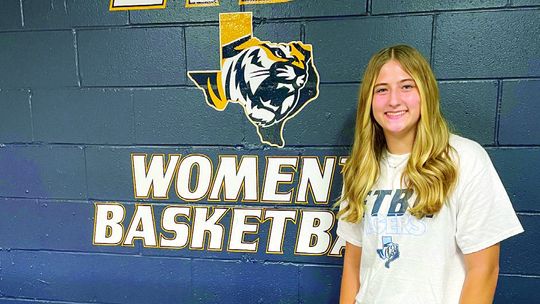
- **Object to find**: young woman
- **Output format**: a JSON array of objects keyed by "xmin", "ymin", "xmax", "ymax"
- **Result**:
[{"xmin": 337, "ymin": 45, "xmax": 523, "ymax": 304}]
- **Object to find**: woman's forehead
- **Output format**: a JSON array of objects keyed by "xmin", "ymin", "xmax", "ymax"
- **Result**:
[{"xmin": 375, "ymin": 60, "xmax": 414, "ymax": 84}]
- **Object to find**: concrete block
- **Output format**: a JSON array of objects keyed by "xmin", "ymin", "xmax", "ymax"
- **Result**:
[
  {"xmin": 0, "ymin": 198, "xmax": 135, "ymax": 254},
  {"xmin": 500, "ymin": 80, "xmax": 540, "ymax": 145},
  {"xmin": 22, "ymin": 0, "xmax": 70, "ymax": 29},
  {"xmin": 0, "ymin": 145, "xmax": 86, "ymax": 199},
  {"xmin": 373, "ymin": 0, "xmax": 506, "ymax": 14},
  {"xmin": 434, "ymin": 10, "xmax": 540, "ymax": 78},
  {"xmin": 192, "ymin": 259, "xmax": 298, "ymax": 303},
  {"xmin": 253, "ymin": 21, "xmax": 302, "ymax": 43},
  {"xmin": 130, "ymin": 0, "xmax": 239, "ymax": 24},
  {"xmin": 500, "ymin": 215, "xmax": 540, "ymax": 275},
  {"xmin": 250, "ymin": 0, "xmax": 367, "ymax": 19},
  {"xmin": 266, "ymin": 84, "xmax": 358, "ymax": 146},
  {"xmin": 86, "ymin": 146, "xmax": 149, "ymax": 201},
  {"xmin": 439, "ymin": 80, "xmax": 498, "ymax": 145},
  {"xmin": 77, "ymin": 27, "xmax": 185, "ymax": 86},
  {"xmin": 0, "ymin": 250, "xmax": 192, "ymax": 303},
  {"xmin": 299, "ymin": 265, "xmax": 341, "ymax": 304},
  {"xmin": 133, "ymin": 87, "xmax": 245, "ymax": 145},
  {"xmin": 488, "ymin": 148, "xmax": 540, "ymax": 212},
  {"xmin": 0, "ymin": 89, "xmax": 32, "ymax": 143},
  {"xmin": 32, "ymin": 88, "xmax": 134, "ymax": 144},
  {"xmin": 185, "ymin": 26, "xmax": 220, "ymax": 72},
  {"xmin": 0, "ymin": 31, "xmax": 77, "ymax": 88},
  {"xmin": 0, "ymin": 0, "xmax": 22, "ymax": 30},
  {"xmin": 511, "ymin": 0, "xmax": 540, "ymax": 6},
  {"xmin": 495, "ymin": 275, "xmax": 540, "ymax": 304},
  {"xmin": 67, "ymin": 0, "xmax": 129, "ymax": 27},
  {"xmin": 305, "ymin": 16, "xmax": 432, "ymax": 82},
  {"xmin": 22, "ymin": 0, "xmax": 128, "ymax": 29}
]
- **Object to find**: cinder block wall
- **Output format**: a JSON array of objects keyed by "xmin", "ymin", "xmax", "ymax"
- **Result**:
[{"xmin": 0, "ymin": 0, "xmax": 539, "ymax": 303}]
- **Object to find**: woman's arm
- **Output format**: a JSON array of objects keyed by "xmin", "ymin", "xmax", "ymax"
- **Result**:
[
  {"xmin": 340, "ymin": 242, "xmax": 362, "ymax": 304},
  {"xmin": 460, "ymin": 243, "xmax": 500, "ymax": 304}
]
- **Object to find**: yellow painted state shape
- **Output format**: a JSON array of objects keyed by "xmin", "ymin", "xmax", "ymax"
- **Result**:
[{"xmin": 220, "ymin": 13, "xmax": 253, "ymax": 50}]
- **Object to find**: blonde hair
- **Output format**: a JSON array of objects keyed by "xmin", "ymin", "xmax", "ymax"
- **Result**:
[{"xmin": 338, "ymin": 45, "xmax": 457, "ymax": 222}]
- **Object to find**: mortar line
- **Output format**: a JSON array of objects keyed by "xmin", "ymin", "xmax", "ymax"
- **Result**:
[
  {"xmin": 430, "ymin": 14, "xmax": 437, "ymax": 66},
  {"xmin": 500, "ymin": 273, "xmax": 540, "ymax": 278},
  {"xmin": 73, "ymin": 30, "xmax": 82, "ymax": 87},
  {"xmin": 18, "ymin": 0, "xmax": 25, "ymax": 27},
  {"xmin": 0, "ymin": 142, "xmax": 539, "ymax": 149},
  {"xmin": 28, "ymin": 89, "xmax": 35, "ymax": 142},
  {"xmin": 297, "ymin": 264, "xmax": 301, "ymax": 302},
  {"xmin": 0, "ymin": 6, "xmax": 539, "ymax": 34},
  {"xmin": 131, "ymin": 90, "xmax": 137, "ymax": 143},
  {"xmin": 0, "ymin": 295, "xmax": 102, "ymax": 304},
  {"xmin": 83, "ymin": 146, "xmax": 90, "ymax": 201},
  {"xmin": 182, "ymin": 26, "xmax": 189, "ymax": 86},
  {"xmin": 495, "ymin": 80, "xmax": 503, "ymax": 146}
]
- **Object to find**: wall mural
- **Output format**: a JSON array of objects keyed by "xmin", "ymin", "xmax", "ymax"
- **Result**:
[
  {"xmin": 94, "ymin": 6, "xmax": 340, "ymax": 260},
  {"xmin": 189, "ymin": 13, "xmax": 319, "ymax": 147}
]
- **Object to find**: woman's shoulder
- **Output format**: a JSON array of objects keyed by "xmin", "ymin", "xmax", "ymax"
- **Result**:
[
  {"xmin": 449, "ymin": 134, "xmax": 487, "ymax": 158},
  {"xmin": 448, "ymin": 133, "xmax": 491, "ymax": 175}
]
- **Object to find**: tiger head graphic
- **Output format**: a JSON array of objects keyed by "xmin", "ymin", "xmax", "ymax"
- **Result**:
[{"xmin": 188, "ymin": 13, "xmax": 319, "ymax": 147}]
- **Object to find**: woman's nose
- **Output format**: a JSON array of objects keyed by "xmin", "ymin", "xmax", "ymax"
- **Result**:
[{"xmin": 388, "ymin": 90, "xmax": 400, "ymax": 106}]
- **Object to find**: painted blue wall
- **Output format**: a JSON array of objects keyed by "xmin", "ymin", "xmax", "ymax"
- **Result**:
[{"xmin": 0, "ymin": 0, "xmax": 539, "ymax": 303}]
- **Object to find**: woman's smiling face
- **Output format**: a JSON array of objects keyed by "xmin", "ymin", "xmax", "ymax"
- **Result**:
[{"xmin": 371, "ymin": 60, "xmax": 421, "ymax": 145}]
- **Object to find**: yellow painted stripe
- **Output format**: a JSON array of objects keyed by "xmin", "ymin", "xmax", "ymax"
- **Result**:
[
  {"xmin": 207, "ymin": 76, "xmax": 227, "ymax": 110},
  {"xmin": 220, "ymin": 13, "xmax": 253, "ymax": 48},
  {"xmin": 215, "ymin": 71, "xmax": 227, "ymax": 104},
  {"xmin": 290, "ymin": 44, "xmax": 305, "ymax": 69}
]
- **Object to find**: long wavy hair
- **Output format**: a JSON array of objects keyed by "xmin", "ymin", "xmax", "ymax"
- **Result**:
[{"xmin": 338, "ymin": 45, "xmax": 457, "ymax": 222}]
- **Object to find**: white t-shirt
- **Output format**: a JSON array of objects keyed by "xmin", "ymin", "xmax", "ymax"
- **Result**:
[{"xmin": 337, "ymin": 134, "xmax": 524, "ymax": 304}]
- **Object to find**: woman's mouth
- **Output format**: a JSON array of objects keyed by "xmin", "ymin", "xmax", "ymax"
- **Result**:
[{"xmin": 385, "ymin": 110, "xmax": 407, "ymax": 119}]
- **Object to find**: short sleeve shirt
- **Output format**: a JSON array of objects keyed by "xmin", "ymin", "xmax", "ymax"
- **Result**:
[{"xmin": 337, "ymin": 134, "xmax": 523, "ymax": 304}]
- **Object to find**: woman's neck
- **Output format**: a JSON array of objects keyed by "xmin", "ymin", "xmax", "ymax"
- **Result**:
[{"xmin": 384, "ymin": 131, "xmax": 415, "ymax": 155}]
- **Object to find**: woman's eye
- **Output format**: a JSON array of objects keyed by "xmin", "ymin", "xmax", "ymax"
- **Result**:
[
  {"xmin": 375, "ymin": 88, "xmax": 387, "ymax": 93},
  {"xmin": 402, "ymin": 84, "xmax": 415, "ymax": 90}
]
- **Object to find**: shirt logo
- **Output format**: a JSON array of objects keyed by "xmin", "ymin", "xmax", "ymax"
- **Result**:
[{"xmin": 377, "ymin": 236, "xmax": 400, "ymax": 268}]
